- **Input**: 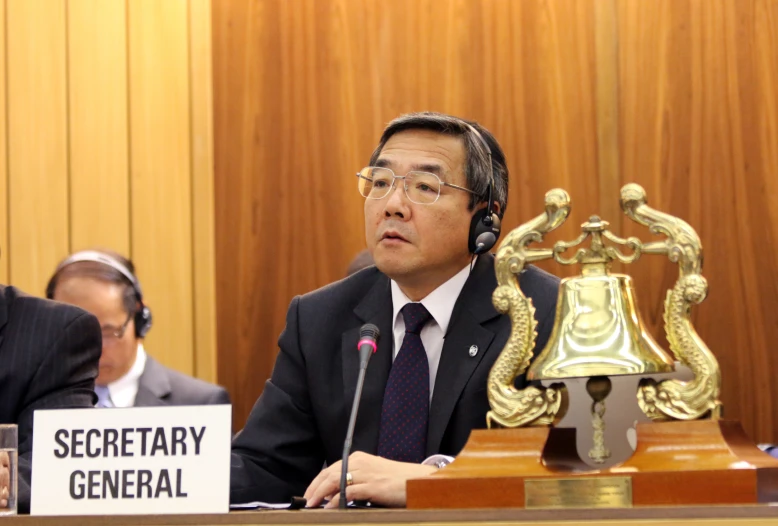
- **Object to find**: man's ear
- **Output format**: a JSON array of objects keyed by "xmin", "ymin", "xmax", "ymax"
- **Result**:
[{"xmin": 474, "ymin": 200, "xmax": 500, "ymax": 218}]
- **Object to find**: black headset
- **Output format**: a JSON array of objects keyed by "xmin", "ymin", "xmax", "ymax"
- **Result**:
[
  {"xmin": 466, "ymin": 123, "xmax": 501, "ymax": 255},
  {"xmin": 46, "ymin": 250, "xmax": 153, "ymax": 338}
]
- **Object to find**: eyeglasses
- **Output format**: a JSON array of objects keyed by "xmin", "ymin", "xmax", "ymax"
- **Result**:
[
  {"xmin": 101, "ymin": 314, "xmax": 133, "ymax": 345},
  {"xmin": 356, "ymin": 166, "xmax": 479, "ymax": 205}
]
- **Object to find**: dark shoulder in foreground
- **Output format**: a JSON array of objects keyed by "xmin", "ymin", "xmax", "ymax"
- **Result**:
[
  {"xmin": 290, "ymin": 260, "xmax": 560, "ymax": 328},
  {"xmin": 295, "ymin": 261, "xmax": 559, "ymax": 310},
  {"xmin": 294, "ymin": 264, "xmax": 384, "ymax": 311},
  {"xmin": 0, "ymin": 285, "xmax": 94, "ymax": 337}
]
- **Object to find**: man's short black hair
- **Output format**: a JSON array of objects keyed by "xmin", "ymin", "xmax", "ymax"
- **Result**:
[{"xmin": 369, "ymin": 112, "xmax": 508, "ymax": 218}]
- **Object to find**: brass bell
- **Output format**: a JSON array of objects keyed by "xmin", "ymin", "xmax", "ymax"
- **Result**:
[{"xmin": 527, "ymin": 273, "xmax": 675, "ymax": 381}]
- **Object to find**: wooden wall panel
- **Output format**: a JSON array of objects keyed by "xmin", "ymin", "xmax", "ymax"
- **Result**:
[
  {"xmin": 0, "ymin": 0, "xmax": 8, "ymax": 284},
  {"xmin": 215, "ymin": 0, "xmax": 778, "ymax": 443},
  {"xmin": 213, "ymin": 0, "xmax": 602, "ymax": 430},
  {"xmin": 593, "ymin": 0, "xmax": 623, "ymax": 227},
  {"xmin": 68, "ymin": 0, "xmax": 130, "ymax": 254},
  {"xmin": 6, "ymin": 0, "xmax": 69, "ymax": 293},
  {"xmin": 189, "ymin": 0, "xmax": 218, "ymax": 383},
  {"xmin": 128, "ymin": 0, "xmax": 194, "ymax": 374},
  {"xmin": 618, "ymin": 0, "xmax": 778, "ymax": 442},
  {"xmin": 0, "ymin": 0, "xmax": 216, "ymax": 386}
]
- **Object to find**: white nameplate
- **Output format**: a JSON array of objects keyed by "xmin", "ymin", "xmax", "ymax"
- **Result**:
[{"xmin": 30, "ymin": 405, "xmax": 231, "ymax": 516}]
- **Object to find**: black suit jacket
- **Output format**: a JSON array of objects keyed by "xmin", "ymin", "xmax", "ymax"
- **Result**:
[
  {"xmin": 133, "ymin": 355, "xmax": 231, "ymax": 407},
  {"xmin": 230, "ymin": 255, "xmax": 559, "ymax": 503},
  {"xmin": 0, "ymin": 285, "xmax": 101, "ymax": 513}
]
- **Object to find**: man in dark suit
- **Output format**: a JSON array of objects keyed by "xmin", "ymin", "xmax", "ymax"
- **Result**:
[
  {"xmin": 0, "ymin": 284, "xmax": 101, "ymax": 513},
  {"xmin": 230, "ymin": 112, "xmax": 560, "ymax": 507},
  {"xmin": 47, "ymin": 250, "xmax": 230, "ymax": 408}
]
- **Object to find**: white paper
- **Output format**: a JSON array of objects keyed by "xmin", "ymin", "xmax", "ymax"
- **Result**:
[{"xmin": 229, "ymin": 501, "xmax": 293, "ymax": 509}]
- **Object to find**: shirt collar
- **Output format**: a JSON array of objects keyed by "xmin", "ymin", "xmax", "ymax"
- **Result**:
[
  {"xmin": 390, "ymin": 261, "xmax": 473, "ymax": 334},
  {"xmin": 106, "ymin": 343, "xmax": 147, "ymax": 407}
]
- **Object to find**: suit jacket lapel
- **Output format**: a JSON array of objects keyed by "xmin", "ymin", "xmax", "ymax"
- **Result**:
[
  {"xmin": 427, "ymin": 255, "xmax": 500, "ymax": 456},
  {"xmin": 342, "ymin": 275, "xmax": 393, "ymax": 454},
  {"xmin": 134, "ymin": 356, "xmax": 172, "ymax": 406}
]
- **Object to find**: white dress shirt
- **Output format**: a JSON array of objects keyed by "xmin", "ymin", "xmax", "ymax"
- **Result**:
[
  {"xmin": 99, "ymin": 343, "xmax": 147, "ymax": 408},
  {"xmin": 389, "ymin": 262, "xmax": 472, "ymax": 399}
]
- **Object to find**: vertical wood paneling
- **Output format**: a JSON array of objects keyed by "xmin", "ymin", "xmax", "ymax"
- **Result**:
[
  {"xmin": 593, "ymin": 0, "xmax": 622, "ymax": 231},
  {"xmin": 213, "ymin": 1, "xmax": 270, "ymax": 421},
  {"xmin": 618, "ymin": 0, "xmax": 778, "ymax": 442},
  {"xmin": 67, "ymin": 0, "xmax": 130, "ymax": 254},
  {"xmin": 755, "ymin": 0, "xmax": 778, "ymax": 243},
  {"xmin": 6, "ymin": 0, "xmax": 68, "ymax": 293},
  {"xmin": 129, "ymin": 0, "xmax": 193, "ymax": 374},
  {"xmin": 189, "ymin": 0, "xmax": 217, "ymax": 383},
  {"xmin": 0, "ymin": 0, "xmax": 8, "ymax": 284},
  {"xmin": 0, "ymin": 0, "xmax": 215, "ymax": 387},
  {"xmin": 213, "ymin": 0, "xmax": 601, "ymax": 430},
  {"xmin": 214, "ymin": 0, "xmax": 778, "ymax": 443}
]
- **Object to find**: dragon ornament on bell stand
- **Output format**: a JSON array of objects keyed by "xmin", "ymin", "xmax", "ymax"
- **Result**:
[{"xmin": 486, "ymin": 183, "xmax": 722, "ymax": 464}]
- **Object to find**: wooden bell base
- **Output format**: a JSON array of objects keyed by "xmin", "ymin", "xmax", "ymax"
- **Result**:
[{"xmin": 406, "ymin": 420, "xmax": 778, "ymax": 508}]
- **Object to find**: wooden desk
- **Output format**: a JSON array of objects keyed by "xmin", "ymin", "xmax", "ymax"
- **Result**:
[{"xmin": 4, "ymin": 506, "xmax": 778, "ymax": 526}]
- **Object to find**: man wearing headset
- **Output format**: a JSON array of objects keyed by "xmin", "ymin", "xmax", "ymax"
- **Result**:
[
  {"xmin": 47, "ymin": 250, "xmax": 230, "ymax": 408},
  {"xmin": 230, "ymin": 112, "xmax": 560, "ymax": 508}
]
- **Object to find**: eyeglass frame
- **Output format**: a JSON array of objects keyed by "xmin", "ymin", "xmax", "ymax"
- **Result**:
[
  {"xmin": 101, "ymin": 313, "xmax": 133, "ymax": 343},
  {"xmin": 355, "ymin": 167, "xmax": 481, "ymax": 205}
]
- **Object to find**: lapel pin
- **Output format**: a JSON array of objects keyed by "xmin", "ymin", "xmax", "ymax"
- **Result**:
[{"xmin": 468, "ymin": 345, "xmax": 478, "ymax": 357}]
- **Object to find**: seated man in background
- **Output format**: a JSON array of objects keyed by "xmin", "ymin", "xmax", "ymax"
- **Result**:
[
  {"xmin": 0, "ymin": 272, "xmax": 101, "ymax": 513},
  {"xmin": 47, "ymin": 250, "xmax": 230, "ymax": 408},
  {"xmin": 230, "ymin": 112, "xmax": 560, "ymax": 507}
]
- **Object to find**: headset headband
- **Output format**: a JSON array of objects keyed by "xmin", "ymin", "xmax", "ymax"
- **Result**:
[
  {"xmin": 55, "ymin": 250, "xmax": 144, "ymax": 300},
  {"xmin": 466, "ymin": 123, "xmax": 496, "ymax": 220}
]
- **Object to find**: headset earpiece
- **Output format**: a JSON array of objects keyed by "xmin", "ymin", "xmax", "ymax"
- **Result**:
[
  {"xmin": 469, "ymin": 207, "xmax": 501, "ymax": 254},
  {"xmin": 135, "ymin": 305, "xmax": 153, "ymax": 338}
]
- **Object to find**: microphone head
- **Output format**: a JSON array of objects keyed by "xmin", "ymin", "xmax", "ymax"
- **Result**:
[
  {"xmin": 474, "ymin": 232, "xmax": 497, "ymax": 254},
  {"xmin": 359, "ymin": 323, "xmax": 380, "ymax": 342}
]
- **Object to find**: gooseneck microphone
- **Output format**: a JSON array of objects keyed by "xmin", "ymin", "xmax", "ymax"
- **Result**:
[{"xmin": 339, "ymin": 323, "xmax": 380, "ymax": 509}]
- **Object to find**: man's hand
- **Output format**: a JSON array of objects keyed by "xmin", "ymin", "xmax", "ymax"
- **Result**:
[
  {"xmin": 0, "ymin": 451, "xmax": 9, "ymax": 509},
  {"xmin": 303, "ymin": 451, "xmax": 437, "ymax": 508}
]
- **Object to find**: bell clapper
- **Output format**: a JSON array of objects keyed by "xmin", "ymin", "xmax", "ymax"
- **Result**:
[{"xmin": 587, "ymin": 376, "xmax": 612, "ymax": 464}]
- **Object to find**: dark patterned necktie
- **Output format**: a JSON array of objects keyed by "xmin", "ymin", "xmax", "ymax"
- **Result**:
[{"xmin": 377, "ymin": 303, "xmax": 432, "ymax": 463}]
